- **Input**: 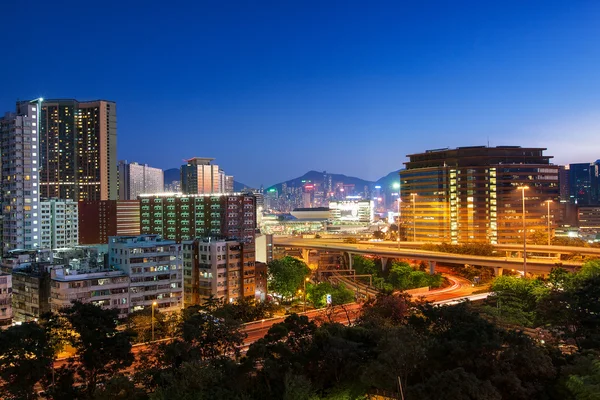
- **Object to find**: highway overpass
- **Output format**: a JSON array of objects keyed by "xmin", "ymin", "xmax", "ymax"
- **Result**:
[{"xmin": 274, "ymin": 238, "xmax": 583, "ymax": 275}]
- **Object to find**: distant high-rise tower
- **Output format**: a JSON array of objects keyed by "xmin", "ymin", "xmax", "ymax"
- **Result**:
[
  {"xmin": 225, "ymin": 175, "xmax": 234, "ymax": 192},
  {"xmin": 0, "ymin": 99, "xmax": 43, "ymax": 251},
  {"xmin": 29, "ymin": 99, "xmax": 117, "ymax": 201},
  {"xmin": 118, "ymin": 161, "xmax": 164, "ymax": 200},
  {"xmin": 181, "ymin": 157, "xmax": 222, "ymax": 194}
]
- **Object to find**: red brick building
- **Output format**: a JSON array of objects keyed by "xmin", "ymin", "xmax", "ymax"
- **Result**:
[{"xmin": 78, "ymin": 200, "xmax": 140, "ymax": 244}]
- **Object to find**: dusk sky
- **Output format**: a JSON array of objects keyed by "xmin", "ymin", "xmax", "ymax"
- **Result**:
[{"xmin": 2, "ymin": 1, "xmax": 600, "ymax": 188}]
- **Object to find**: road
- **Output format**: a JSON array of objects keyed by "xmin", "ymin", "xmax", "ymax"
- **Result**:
[{"xmin": 275, "ymin": 238, "xmax": 582, "ymax": 274}]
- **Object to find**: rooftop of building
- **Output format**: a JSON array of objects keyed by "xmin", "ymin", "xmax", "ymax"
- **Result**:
[
  {"xmin": 184, "ymin": 157, "xmax": 216, "ymax": 165},
  {"xmin": 109, "ymin": 234, "xmax": 177, "ymax": 246},
  {"xmin": 19, "ymin": 98, "xmax": 116, "ymax": 104},
  {"xmin": 51, "ymin": 267, "xmax": 127, "ymax": 282},
  {"xmin": 138, "ymin": 192, "xmax": 253, "ymax": 198}
]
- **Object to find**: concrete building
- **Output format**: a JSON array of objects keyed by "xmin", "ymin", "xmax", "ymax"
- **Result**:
[
  {"xmin": 181, "ymin": 157, "xmax": 222, "ymax": 195},
  {"xmin": 329, "ymin": 200, "xmax": 374, "ymax": 224},
  {"xmin": 182, "ymin": 238, "xmax": 255, "ymax": 307},
  {"xmin": 118, "ymin": 161, "xmax": 164, "ymax": 200},
  {"xmin": 255, "ymin": 233, "xmax": 274, "ymax": 263},
  {"xmin": 31, "ymin": 99, "xmax": 117, "ymax": 201},
  {"xmin": 11, "ymin": 262, "xmax": 53, "ymax": 322},
  {"xmin": 40, "ymin": 199, "xmax": 79, "ymax": 249},
  {"xmin": 78, "ymin": 200, "xmax": 140, "ymax": 244},
  {"xmin": 0, "ymin": 99, "xmax": 43, "ymax": 251},
  {"xmin": 254, "ymin": 262, "xmax": 268, "ymax": 301},
  {"xmin": 400, "ymin": 146, "xmax": 559, "ymax": 244},
  {"xmin": 0, "ymin": 273, "xmax": 12, "ymax": 326},
  {"xmin": 108, "ymin": 235, "xmax": 183, "ymax": 313},
  {"xmin": 578, "ymin": 205, "xmax": 600, "ymax": 238},
  {"xmin": 49, "ymin": 266, "xmax": 130, "ymax": 318},
  {"xmin": 139, "ymin": 193, "xmax": 256, "ymax": 243},
  {"xmin": 567, "ymin": 162, "xmax": 600, "ymax": 205},
  {"xmin": 225, "ymin": 175, "xmax": 235, "ymax": 192}
]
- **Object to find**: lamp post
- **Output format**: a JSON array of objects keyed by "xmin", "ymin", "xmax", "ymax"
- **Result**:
[
  {"xmin": 303, "ymin": 277, "xmax": 309, "ymax": 312},
  {"xmin": 518, "ymin": 186, "xmax": 529, "ymax": 277},
  {"xmin": 151, "ymin": 301, "xmax": 158, "ymax": 342},
  {"xmin": 392, "ymin": 182, "xmax": 401, "ymax": 249},
  {"xmin": 411, "ymin": 193, "xmax": 417, "ymax": 242}
]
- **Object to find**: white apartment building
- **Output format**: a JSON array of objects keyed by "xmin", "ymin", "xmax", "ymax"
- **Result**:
[
  {"xmin": 40, "ymin": 199, "xmax": 79, "ymax": 249},
  {"xmin": 118, "ymin": 160, "xmax": 164, "ymax": 200},
  {"xmin": 0, "ymin": 273, "xmax": 12, "ymax": 326},
  {"xmin": 108, "ymin": 234, "xmax": 183, "ymax": 313},
  {"xmin": 49, "ymin": 266, "xmax": 129, "ymax": 318},
  {"xmin": 0, "ymin": 99, "xmax": 42, "ymax": 251}
]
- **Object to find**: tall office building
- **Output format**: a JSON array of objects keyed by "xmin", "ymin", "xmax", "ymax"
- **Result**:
[
  {"xmin": 567, "ymin": 162, "xmax": 600, "ymax": 205},
  {"xmin": 40, "ymin": 199, "xmax": 79, "ymax": 249},
  {"xmin": 400, "ymin": 146, "xmax": 559, "ymax": 244},
  {"xmin": 139, "ymin": 193, "xmax": 256, "ymax": 243},
  {"xmin": 225, "ymin": 175, "xmax": 235, "ymax": 192},
  {"xmin": 0, "ymin": 100, "xmax": 43, "ymax": 251},
  {"xmin": 29, "ymin": 99, "xmax": 117, "ymax": 201},
  {"xmin": 118, "ymin": 161, "xmax": 164, "ymax": 200},
  {"xmin": 181, "ymin": 157, "xmax": 222, "ymax": 194}
]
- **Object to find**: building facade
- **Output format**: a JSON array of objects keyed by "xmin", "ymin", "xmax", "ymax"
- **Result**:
[
  {"xmin": 566, "ymin": 162, "xmax": 600, "ymax": 205},
  {"xmin": 79, "ymin": 200, "xmax": 140, "ymax": 244},
  {"xmin": 32, "ymin": 99, "xmax": 117, "ymax": 201},
  {"xmin": 0, "ymin": 100, "xmax": 43, "ymax": 251},
  {"xmin": 329, "ymin": 200, "xmax": 374, "ymax": 224},
  {"xmin": 0, "ymin": 273, "xmax": 12, "ymax": 326},
  {"xmin": 11, "ymin": 263, "xmax": 52, "ymax": 322},
  {"xmin": 180, "ymin": 157, "xmax": 222, "ymax": 194},
  {"xmin": 139, "ymin": 193, "xmax": 256, "ymax": 243},
  {"xmin": 118, "ymin": 161, "xmax": 164, "ymax": 200},
  {"xmin": 49, "ymin": 266, "xmax": 130, "ymax": 318},
  {"xmin": 40, "ymin": 199, "xmax": 79, "ymax": 249},
  {"xmin": 108, "ymin": 235, "xmax": 183, "ymax": 313},
  {"xmin": 400, "ymin": 146, "xmax": 559, "ymax": 244},
  {"xmin": 182, "ymin": 238, "xmax": 255, "ymax": 307}
]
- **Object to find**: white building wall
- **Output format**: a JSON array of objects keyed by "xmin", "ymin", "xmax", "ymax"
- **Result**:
[{"xmin": 40, "ymin": 199, "xmax": 79, "ymax": 249}]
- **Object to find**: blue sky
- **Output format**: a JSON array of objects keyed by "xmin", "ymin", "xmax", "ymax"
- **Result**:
[{"xmin": 2, "ymin": 1, "xmax": 600, "ymax": 187}]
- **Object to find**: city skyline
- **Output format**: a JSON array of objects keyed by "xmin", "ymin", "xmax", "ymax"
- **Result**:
[{"xmin": 2, "ymin": 1, "xmax": 600, "ymax": 188}]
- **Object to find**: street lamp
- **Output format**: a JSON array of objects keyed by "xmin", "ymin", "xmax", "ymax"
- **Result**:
[
  {"xmin": 411, "ymin": 193, "xmax": 417, "ymax": 242},
  {"xmin": 303, "ymin": 277, "xmax": 310, "ymax": 312},
  {"xmin": 151, "ymin": 301, "xmax": 158, "ymax": 342},
  {"xmin": 518, "ymin": 186, "xmax": 529, "ymax": 277}
]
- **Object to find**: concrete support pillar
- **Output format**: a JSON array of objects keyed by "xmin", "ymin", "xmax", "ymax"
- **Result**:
[
  {"xmin": 494, "ymin": 266, "xmax": 503, "ymax": 277},
  {"xmin": 428, "ymin": 260, "xmax": 436, "ymax": 275},
  {"xmin": 381, "ymin": 257, "xmax": 388, "ymax": 271},
  {"xmin": 301, "ymin": 249, "xmax": 310, "ymax": 262},
  {"xmin": 347, "ymin": 252, "xmax": 353, "ymax": 270}
]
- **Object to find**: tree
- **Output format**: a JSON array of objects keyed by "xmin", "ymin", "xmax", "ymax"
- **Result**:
[
  {"xmin": 307, "ymin": 282, "xmax": 355, "ymax": 309},
  {"xmin": 180, "ymin": 305, "xmax": 246, "ymax": 361},
  {"xmin": 57, "ymin": 301, "xmax": 134, "ymax": 397},
  {"xmin": 408, "ymin": 368, "xmax": 501, "ymax": 400},
  {"xmin": 352, "ymin": 255, "xmax": 378, "ymax": 276},
  {"xmin": 482, "ymin": 276, "xmax": 549, "ymax": 327},
  {"xmin": 268, "ymin": 256, "xmax": 311, "ymax": 303},
  {"xmin": 0, "ymin": 322, "xmax": 55, "ymax": 400},
  {"xmin": 212, "ymin": 296, "xmax": 278, "ymax": 323}
]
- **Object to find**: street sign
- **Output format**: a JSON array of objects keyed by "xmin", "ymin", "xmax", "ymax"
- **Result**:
[{"xmin": 326, "ymin": 294, "xmax": 332, "ymax": 305}]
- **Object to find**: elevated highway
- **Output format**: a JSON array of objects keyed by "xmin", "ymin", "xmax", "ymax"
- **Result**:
[{"xmin": 274, "ymin": 238, "xmax": 583, "ymax": 275}]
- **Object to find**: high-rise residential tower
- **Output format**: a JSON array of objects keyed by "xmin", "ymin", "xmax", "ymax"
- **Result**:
[
  {"xmin": 118, "ymin": 161, "xmax": 164, "ymax": 200},
  {"xmin": 181, "ymin": 157, "xmax": 222, "ymax": 194},
  {"xmin": 28, "ymin": 99, "xmax": 117, "ymax": 201},
  {"xmin": 0, "ymin": 99, "xmax": 43, "ymax": 251},
  {"xmin": 400, "ymin": 146, "xmax": 559, "ymax": 244}
]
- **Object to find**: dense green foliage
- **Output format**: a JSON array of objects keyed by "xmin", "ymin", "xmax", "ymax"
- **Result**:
[
  {"xmin": 352, "ymin": 255, "xmax": 443, "ymax": 292},
  {"xmin": 306, "ymin": 282, "xmax": 355, "ymax": 308},
  {"xmin": 268, "ymin": 256, "xmax": 311, "ymax": 302}
]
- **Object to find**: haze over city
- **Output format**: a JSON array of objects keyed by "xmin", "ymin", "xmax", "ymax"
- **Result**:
[{"xmin": 2, "ymin": 1, "xmax": 600, "ymax": 187}]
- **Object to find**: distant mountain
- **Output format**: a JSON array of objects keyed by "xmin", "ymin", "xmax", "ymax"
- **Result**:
[
  {"xmin": 266, "ymin": 170, "xmax": 374, "ymax": 194},
  {"xmin": 163, "ymin": 167, "xmax": 250, "ymax": 192},
  {"xmin": 374, "ymin": 169, "xmax": 402, "ymax": 192}
]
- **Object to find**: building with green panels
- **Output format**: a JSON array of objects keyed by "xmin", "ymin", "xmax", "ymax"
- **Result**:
[{"xmin": 139, "ymin": 193, "xmax": 256, "ymax": 243}]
